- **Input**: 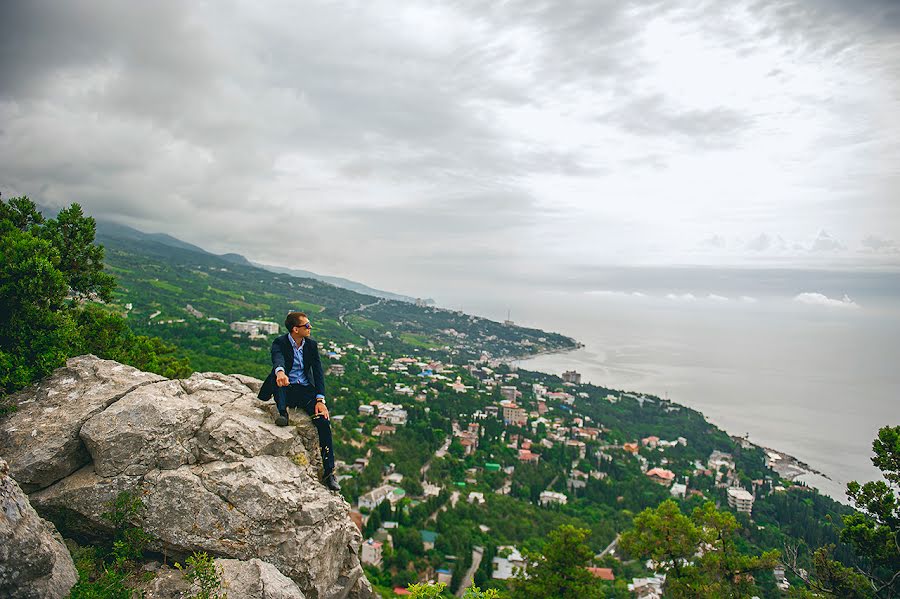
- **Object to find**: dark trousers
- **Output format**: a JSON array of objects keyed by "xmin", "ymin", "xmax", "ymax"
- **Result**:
[{"xmin": 274, "ymin": 383, "xmax": 335, "ymax": 476}]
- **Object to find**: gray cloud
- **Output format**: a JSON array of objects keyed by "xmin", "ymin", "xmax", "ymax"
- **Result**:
[
  {"xmin": 1, "ymin": 0, "xmax": 899, "ymax": 297},
  {"xmin": 602, "ymin": 95, "xmax": 753, "ymax": 148},
  {"xmin": 810, "ymin": 230, "xmax": 846, "ymax": 253}
]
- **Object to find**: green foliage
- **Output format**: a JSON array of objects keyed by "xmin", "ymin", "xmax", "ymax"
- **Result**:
[
  {"xmin": 508, "ymin": 524, "xmax": 607, "ymax": 599},
  {"xmin": 100, "ymin": 491, "xmax": 153, "ymax": 568},
  {"xmin": 177, "ymin": 551, "xmax": 227, "ymax": 599},
  {"xmin": 407, "ymin": 582, "xmax": 447, "ymax": 598},
  {"xmin": 621, "ymin": 499, "xmax": 779, "ymax": 598},
  {"xmin": 67, "ymin": 491, "xmax": 153, "ymax": 597},
  {"xmin": 800, "ymin": 426, "xmax": 900, "ymax": 598},
  {"xmin": 68, "ymin": 544, "xmax": 132, "ymax": 599},
  {"xmin": 0, "ymin": 196, "xmax": 191, "ymax": 410}
]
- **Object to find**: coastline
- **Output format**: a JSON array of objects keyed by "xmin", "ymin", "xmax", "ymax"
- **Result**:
[
  {"xmin": 731, "ymin": 435, "xmax": 831, "ymax": 482},
  {"xmin": 512, "ymin": 345, "xmax": 844, "ymax": 502},
  {"xmin": 502, "ymin": 341, "xmax": 585, "ymax": 364}
]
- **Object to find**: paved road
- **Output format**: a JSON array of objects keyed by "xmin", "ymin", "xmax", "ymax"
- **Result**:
[
  {"xmin": 596, "ymin": 534, "xmax": 620, "ymax": 559},
  {"xmin": 455, "ymin": 546, "xmax": 484, "ymax": 597},
  {"xmin": 337, "ymin": 299, "xmax": 382, "ymax": 348}
]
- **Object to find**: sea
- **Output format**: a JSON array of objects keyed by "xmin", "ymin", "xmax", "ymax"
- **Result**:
[{"xmin": 430, "ymin": 266, "xmax": 900, "ymax": 504}]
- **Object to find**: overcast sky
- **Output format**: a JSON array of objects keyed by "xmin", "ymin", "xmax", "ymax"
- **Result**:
[{"xmin": 2, "ymin": 0, "xmax": 899, "ymax": 298}]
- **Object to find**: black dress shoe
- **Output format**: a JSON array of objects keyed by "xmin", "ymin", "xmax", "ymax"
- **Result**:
[
  {"xmin": 324, "ymin": 473, "xmax": 341, "ymax": 491},
  {"xmin": 275, "ymin": 412, "xmax": 289, "ymax": 426}
]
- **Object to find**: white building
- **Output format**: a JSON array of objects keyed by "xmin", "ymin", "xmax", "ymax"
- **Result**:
[
  {"xmin": 358, "ymin": 485, "xmax": 395, "ymax": 510},
  {"xmin": 229, "ymin": 320, "xmax": 280, "ymax": 336},
  {"xmin": 381, "ymin": 409, "xmax": 408, "ymax": 426},
  {"xmin": 670, "ymin": 483, "xmax": 687, "ymax": 499},
  {"xmin": 727, "ymin": 487, "xmax": 755, "ymax": 515},
  {"xmin": 500, "ymin": 386, "xmax": 520, "ymax": 402},
  {"xmin": 629, "ymin": 575, "xmax": 666, "ymax": 598},
  {"xmin": 539, "ymin": 490, "xmax": 568, "ymax": 506},
  {"xmin": 492, "ymin": 546, "xmax": 526, "ymax": 580},
  {"xmin": 561, "ymin": 370, "xmax": 582, "ymax": 384},
  {"xmin": 360, "ymin": 539, "xmax": 383, "ymax": 567}
]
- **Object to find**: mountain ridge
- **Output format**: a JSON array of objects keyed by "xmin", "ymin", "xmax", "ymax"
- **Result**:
[{"xmin": 95, "ymin": 219, "xmax": 427, "ymax": 304}]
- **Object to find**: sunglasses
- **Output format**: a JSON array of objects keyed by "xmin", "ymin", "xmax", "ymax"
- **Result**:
[{"xmin": 294, "ymin": 322, "xmax": 312, "ymax": 330}]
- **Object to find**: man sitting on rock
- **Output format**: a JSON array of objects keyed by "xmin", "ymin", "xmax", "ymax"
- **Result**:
[{"xmin": 258, "ymin": 311, "xmax": 340, "ymax": 492}]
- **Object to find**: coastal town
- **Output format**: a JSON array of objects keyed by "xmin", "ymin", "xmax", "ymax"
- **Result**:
[{"xmin": 237, "ymin": 323, "xmax": 819, "ymax": 597}]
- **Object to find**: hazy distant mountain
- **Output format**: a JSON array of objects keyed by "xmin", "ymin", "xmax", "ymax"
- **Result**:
[
  {"xmin": 255, "ymin": 263, "xmax": 432, "ymax": 305},
  {"xmin": 95, "ymin": 219, "xmax": 431, "ymax": 304},
  {"xmin": 96, "ymin": 221, "xmax": 210, "ymax": 255}
]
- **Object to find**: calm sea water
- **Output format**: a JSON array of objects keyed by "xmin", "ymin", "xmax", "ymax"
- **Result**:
[{"xmin": 431, "ymin": 267, "xmax": 900, "ymax": 503}]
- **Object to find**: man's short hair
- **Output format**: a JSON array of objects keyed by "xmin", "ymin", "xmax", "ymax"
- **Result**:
[{"xmin": 285, "ymin": 311, "xmax": 308, "ymax": 331}]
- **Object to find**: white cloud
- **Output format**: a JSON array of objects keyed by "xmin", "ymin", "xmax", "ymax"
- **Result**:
[
  {"xmin": 793, "ymin": 292, "xmax": 860, "ymax": 309},
  {"xmin": 861, "ymin": 234, "xmax": 899, "ymax": 253},
  {"xmin": 809, "ymin": 230, "xmax": 846, "ymax": 253},
  {"xmin": 740, "ymin": 296, "xmax": 759, "ymax": 303},
  {"xmin": 666, "ymin": 293, "xmax": 697, "ymax": 302},
  {"xmin": 707, "ymin": 294, "xmax": 729, "ymax": 301}
]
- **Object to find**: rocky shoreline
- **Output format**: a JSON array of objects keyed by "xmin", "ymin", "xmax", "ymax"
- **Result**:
[{"xmin": 732, "ymin": 435, "xmax": 832, "ymax": 482}]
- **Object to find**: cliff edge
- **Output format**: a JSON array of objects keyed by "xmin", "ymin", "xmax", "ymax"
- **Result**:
[{"xmin": 0, "ymin": 355, "xmax": 372, "ymax": 599}]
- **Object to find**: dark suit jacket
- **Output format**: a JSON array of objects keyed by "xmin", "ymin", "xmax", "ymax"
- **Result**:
[{"xmin": 257, "ymin": 334, "xmax": 326, "ymax": 401}]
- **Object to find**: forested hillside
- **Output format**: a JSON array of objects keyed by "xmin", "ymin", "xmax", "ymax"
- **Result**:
[{"xmin": 95, "ymin": 223, "xmax": 577, "ymax": 377}]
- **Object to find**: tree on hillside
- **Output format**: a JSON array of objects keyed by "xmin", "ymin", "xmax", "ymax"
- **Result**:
[
  {"xmin": 786, "ymin": 425, "xmax": 900, "ymax": 598},
  {"xmin": 621, "ymin": 499, "xmax": 779, "ymax": 598},
  {"xmin": 507, "ymin": 524, "xmax": 608, "ymax": 599},
  {"xmin": 0, "ymin": 196, "xmax": 189, "ymax": 405}
]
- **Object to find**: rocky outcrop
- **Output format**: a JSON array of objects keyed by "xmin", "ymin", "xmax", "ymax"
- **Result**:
[
  {"xmin": 1, "ymin": 355, "xmax": 372, "ymax": 599},
  {"xmin": 0, "ymin": 459, "xmax": 77, "ymax": 599},
  {"xmin": 0, "ymin": 356, "xmax": 165, "ymax": 492},
  {"xmin": 138, "ymin": 558, "xmax": 307, "ymax": 598}
]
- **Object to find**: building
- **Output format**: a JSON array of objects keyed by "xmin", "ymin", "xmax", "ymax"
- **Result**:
[
  {"xmin": 358, "ymin": 485, "xmax": 395, "ymax": 510},
  {"xmin": 587, "ymin": 567, "xmax": 615, "ymax": 581},
  {"xmin": 727, "ymin": 487, "xmax": 755, "ymax": 515},
  {"xmin": 387, "ymin": 487, "xmax": 407, "ymax": 507},
  {"xmin": 500, "ymin": 386, "xmax": 520, "ymax": 402},
  {"xmin": 641, "ymin": 436, "xmax": 660, "ymax": 449},
  {"xmin": 630, "ymin": 575, "xmax": 666, "ymax": 599},
  {"xmin": 561, "ymin": 370, "xmax": 582, "ymax": 384},
  {"xmin": 670, "ymin": 482, "xmax": 687, "ymax": 499},
  {"xmin": 329, "ymin": 364, "xmax": 346, "ymax": 376},
  {"xmin": 229, "ymin": 320, "xmax": 279, "ymax": 336},
  {"xmin": 502, "ymin": 404, "xmax": 528, "ymax": 426},
  {"xmin": 420, "ymin": 530, "xmax": 438, "ymax": 551},
  {"xmin": 380, "ymin": 409, "xmax": 408, "ymax": 425},
  {"xmin": 360, "ymin": 539, "xmax": 383, "ymax": 567},
  {"xmin": 646, "ymin": 468, "xmax": 676, "ymax": 486},
  {"xmin": 468, "ymin": 492, "xmax": 485, "ymax": 504},
  {"xmin": 708, "ymin": 450, "xmax": 735, "ymax": 472},
  {"xmin": 435, "ymin": 569, "xmax": 453, "ymax": 585},
  {"xmin": 518, "ymin": 449, "xmax": 540, "ymax": 464},
  {"xmin": 539, "ymin": 490, "xmax": 568, "ymax": 506},
  {"xmin": 358, "ymin": 405, "xmax": 375, "ymax": 416},
  {"xmin": 492, "ymin": 547, "xmax": 526, "ymax": 580},
  {"xmin": 372, "ymin": 424, "xmax": 397, "ymax": 437}
]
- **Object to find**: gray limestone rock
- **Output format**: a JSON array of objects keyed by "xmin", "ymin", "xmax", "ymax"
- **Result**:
[
  {"xmin": 217, "ymin": 558, "xmax": 307, "ymax": 598},
  {"xmin": 0, "ymin": 459, "xmax": 77, "ymax": 599},
  {"xmin": 80, "ymin": 380, "xmax": 209, "ymax": 477},
  {"xmin": 0, "ymin": 355, "xmax": 165, "ymax": 492},
  {"xmin": 19, "ymin": 360, "xmax": 371, "ymax": 599},
  {"xmin": 135, "ymin": 558, "xmax": 308, "ymax": 599}
]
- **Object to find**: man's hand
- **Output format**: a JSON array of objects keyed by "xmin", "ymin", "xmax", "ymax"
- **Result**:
[
  {"xmin": 275, "ymin": 370, "xmax": 289, "ymax": 387},
  {"xmin": 315, "ymin": 400, "xmax": 329, "ymax": 420}
]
